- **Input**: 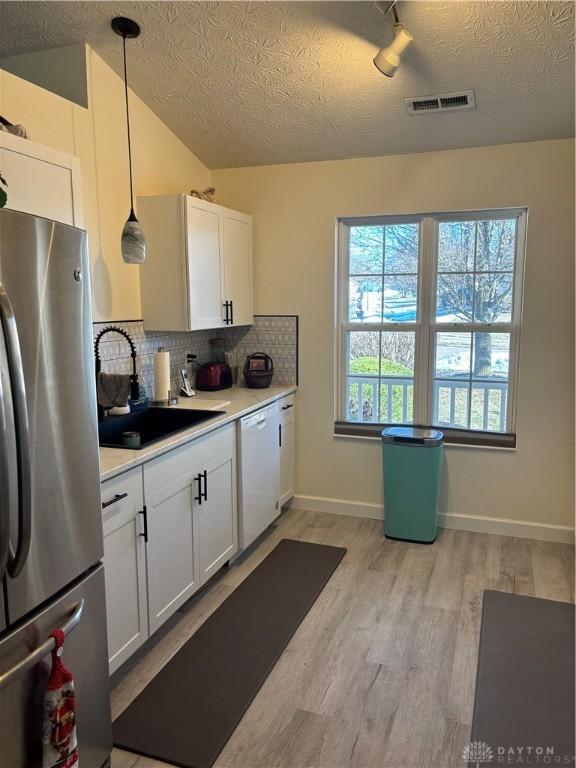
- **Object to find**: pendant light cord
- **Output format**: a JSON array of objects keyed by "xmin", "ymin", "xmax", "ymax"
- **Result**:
[{"xmin": 122, "ymin": 33, "xmax": 136, "ymax": 217}]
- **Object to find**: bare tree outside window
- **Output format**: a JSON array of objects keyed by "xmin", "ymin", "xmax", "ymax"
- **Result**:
[{"xmin": 437, "ymin": 219, "xmax": 516, "ymax": 377}]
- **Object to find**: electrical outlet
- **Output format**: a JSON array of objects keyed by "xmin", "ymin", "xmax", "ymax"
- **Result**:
[{"xmin": 186, "ymin": 352, "xmax": 197, "ymax": 364}]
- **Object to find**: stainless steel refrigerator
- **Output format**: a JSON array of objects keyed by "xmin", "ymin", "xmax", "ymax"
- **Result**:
[{"xmin": 0, "ymin": 209, "xmax": 112, "ymax": 766}]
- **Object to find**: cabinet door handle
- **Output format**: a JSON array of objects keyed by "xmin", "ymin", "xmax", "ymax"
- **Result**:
[
  {"xmin": 138, "ymin": 505, "xmax": 148, "ymax": 542},
  {"xmin": 281, "ymin": 404, "xmax": 294, "ymax": 411},
  {"xmin": 229, "ymin": 300, "xmax": 234, "ymax": 325},
  {"xmin": 194, "ymin": 474, "xmax": 203, "ymax": 505},
  {"xmin": 223, "ymin": 301, "xmax": 230, "ymax": 325},
  {"xmin": 279, "ymin": 424, "xmax": 282, "ymax": 448},
  {"xmin": 202, "ymin": 470, "xmax": 208, "ymax": 502},
  {"xmin": 102, "ymin": 492, "xmax": 128, "ymax": 509}
]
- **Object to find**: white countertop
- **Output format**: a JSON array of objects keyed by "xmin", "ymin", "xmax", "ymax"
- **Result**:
[{"xmin": 99, "ymin": 384, "xmax": 297, "ymax": 482}]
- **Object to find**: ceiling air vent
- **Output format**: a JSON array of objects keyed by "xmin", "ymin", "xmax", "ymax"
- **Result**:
[{"xmin": 405, "ymin": 90, "xmax": 476, "ymax": 116}]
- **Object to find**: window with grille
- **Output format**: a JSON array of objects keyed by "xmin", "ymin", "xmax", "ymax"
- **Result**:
[{"xmin": 335, "ymin": 210, "xmax": 526, "ymax": 446}]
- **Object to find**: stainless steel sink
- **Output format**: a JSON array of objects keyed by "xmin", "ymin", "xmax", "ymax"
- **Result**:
[{"xmin": 98, "ymin": 407, "xmax": 225, "ymax": 449}]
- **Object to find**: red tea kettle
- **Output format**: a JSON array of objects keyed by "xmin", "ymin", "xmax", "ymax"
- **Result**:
[{"xmin": 195, "ymin": 362, "xmax": 232, "ymax": 391}]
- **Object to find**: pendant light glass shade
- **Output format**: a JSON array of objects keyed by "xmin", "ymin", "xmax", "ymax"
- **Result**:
[
  {"xmin": 121, "ymin": 208, "xmax": 147, "ymax": 264},
  {"xmin": 112, "ymin": 17, "xmax": 146, "ymax": 264}
]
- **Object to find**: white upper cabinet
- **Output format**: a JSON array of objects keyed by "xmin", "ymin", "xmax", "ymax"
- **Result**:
[
  {"xmin": 0, "ymin": 132, "xmax": 83, "ymax": 227},
  {"xmin": 221, "ymin": 211, "xmax": 253, "ymax": 328},
  {"xmin": 186, "ymin": 198, "xmax": 224, "ymax": 330},
  {"xmin": 138, "ymin": 194, "xmax": 253, "ymax": 332}
]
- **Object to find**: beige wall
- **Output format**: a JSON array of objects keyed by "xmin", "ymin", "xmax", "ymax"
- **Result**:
[
  {"xmin": 0, "ymin": 46, "xmax": 211, "ymax": 320},
  {"xmin": 2, "ymin": 57, "xmax": 573, "ymax": 531},
  {"xmin": 214, "ymin": 139, "xmax": 575, "ymax": 530}
]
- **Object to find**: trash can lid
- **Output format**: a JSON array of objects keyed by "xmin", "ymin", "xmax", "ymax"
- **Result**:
[{"xmin": 381, "ymin": 426, "xmax": 443, "ymax": 446}]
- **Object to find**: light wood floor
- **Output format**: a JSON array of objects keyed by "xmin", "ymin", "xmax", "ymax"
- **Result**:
[{"xmin": 112, "ymin": 508, "xmax": 574, "ymax": 768}]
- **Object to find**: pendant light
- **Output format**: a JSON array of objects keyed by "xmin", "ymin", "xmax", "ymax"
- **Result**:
[{"xmin": 112, "ymin": 16, "xmax": 146, "ymax": 264}]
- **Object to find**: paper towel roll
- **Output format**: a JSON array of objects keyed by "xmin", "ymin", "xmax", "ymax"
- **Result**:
[{"xmin": 154, "ymin": 348, "xmax": 171, "ymax": 402}]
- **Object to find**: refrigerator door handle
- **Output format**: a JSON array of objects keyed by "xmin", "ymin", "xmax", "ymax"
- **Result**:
[
  {"xmin": 0, "ymin": 283, "xmax": 32, "ymax": 578},
  {"xmin": 0, "ymin": 334, "xmax": 10, "ymax": 580},
  {"xmin": 0, "ymin": 599, "xmax": 84, "ymax": 690}
]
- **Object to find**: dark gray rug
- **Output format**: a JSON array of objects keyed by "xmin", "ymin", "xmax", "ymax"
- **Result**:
[
  {"xmin": 470, "ymin": 590, "xmax": 575, "ymax": 766},
  {"xmin": 113, "ymin": 538, "xmax": 346, "ymax": 768}
]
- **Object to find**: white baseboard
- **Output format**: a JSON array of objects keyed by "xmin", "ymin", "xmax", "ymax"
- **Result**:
[{"xmin": 292, "ymin": 494, "xmax": 574, "ymax": 544}]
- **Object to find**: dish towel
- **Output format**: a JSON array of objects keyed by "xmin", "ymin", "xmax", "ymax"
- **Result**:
[
  {"xmin": 42, "ymin": 629, "xmax": 79, "ymax": 768},
  {"xmin": 97, "ymin": 371, "xmax": 131, "ymax": 409}
]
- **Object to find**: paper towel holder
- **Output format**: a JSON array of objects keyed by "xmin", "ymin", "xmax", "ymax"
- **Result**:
[{"xmin": 151, "ymin": 346, "xmax": 179, "ymax": 406}]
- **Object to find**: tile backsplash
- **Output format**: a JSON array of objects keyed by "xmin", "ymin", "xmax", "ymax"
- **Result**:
[{"xmin": 92, "ymin": 315, "xmax": 298, "ymax": 397}]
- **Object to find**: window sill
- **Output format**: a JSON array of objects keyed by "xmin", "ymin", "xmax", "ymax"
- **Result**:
[{"xmin": 334, "ymin": 422, "xmax": 516, "ymax": 449}]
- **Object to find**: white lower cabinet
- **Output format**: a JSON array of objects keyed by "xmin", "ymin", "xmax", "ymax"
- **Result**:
[
  {"xmin": 143, "ymin": 422, "xmax": 237, "ymax": 634},
  {"xmin": 101, "ymin": 467, "xmax": 148, "ymax": 675},
  {"xmin": 101, "ymin": 406, "xmax": 293, "ymax": 673},
  {"xmin": 279, "ymin": 395, "xmax": 296, "ymax": 507},
  {"xmin": 196, "ymin": 432, "xmax": 238, "ymax": 585},
  {"xmin": 144, "ymin": 441, "xmax": 201, "ymax": 634}
]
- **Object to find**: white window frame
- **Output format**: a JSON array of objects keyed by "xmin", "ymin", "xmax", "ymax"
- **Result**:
[{"xmin": 335, "ymin": 208, "xmax": 527, "ymax": 439}]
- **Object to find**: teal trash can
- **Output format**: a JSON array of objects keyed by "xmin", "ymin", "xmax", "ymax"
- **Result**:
[{"xmin": 382, "ymin": 427, "xmax": 443, "ymax": 543}]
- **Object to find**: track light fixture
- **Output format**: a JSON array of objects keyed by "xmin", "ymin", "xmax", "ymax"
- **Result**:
[{"xmin": 373, "ymin": 2, "xmax": 414, "ymax": 78}]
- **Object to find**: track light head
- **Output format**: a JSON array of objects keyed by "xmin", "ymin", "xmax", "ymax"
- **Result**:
[{"xmin": 373, "ymin": 22, "xmax": 414, "ymax": 77}]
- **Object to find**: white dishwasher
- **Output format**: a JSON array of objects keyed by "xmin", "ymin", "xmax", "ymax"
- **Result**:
[{"xmin": 238, "ymin": 402, "xmax": 281, "ymax": 549}]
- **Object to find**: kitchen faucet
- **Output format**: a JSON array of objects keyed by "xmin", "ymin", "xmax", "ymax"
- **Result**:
[{"xmin": 94, "ymin": 326, "xmax": 140, "ymax": 420}]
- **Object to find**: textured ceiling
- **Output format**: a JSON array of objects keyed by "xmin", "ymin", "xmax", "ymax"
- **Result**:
[{"xmin": 0, "ymin": 1, "xmax": 574, "ymax": 168}]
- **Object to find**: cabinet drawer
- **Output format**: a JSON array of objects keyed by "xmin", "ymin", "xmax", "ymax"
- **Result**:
[
  {"xmin": 143, "ymin": 440, "xmax": 196, "ymax": 496},
  {"xmin": 101, "ymin": 467, "xmax": 144, "ymax": 532},
  {"xmin": 279, "ymin": 394, "xmax": 295, "ymax": 422},
  {"xmin": 143, "ymin": 424, "xmax": 235, "ymax": 495},
  {"xmin": 189, "ymin": 422, "xmax": 235, "ymax": 468}
]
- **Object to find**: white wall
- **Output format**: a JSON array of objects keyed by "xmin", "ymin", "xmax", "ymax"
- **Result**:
[
  {"xmin": 213, "ymin": 139, "xmax": 575, "ymax": 535},
  {"xmin": 0, "ymin": 45, "xmax": 211, "ymax": 320}
]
